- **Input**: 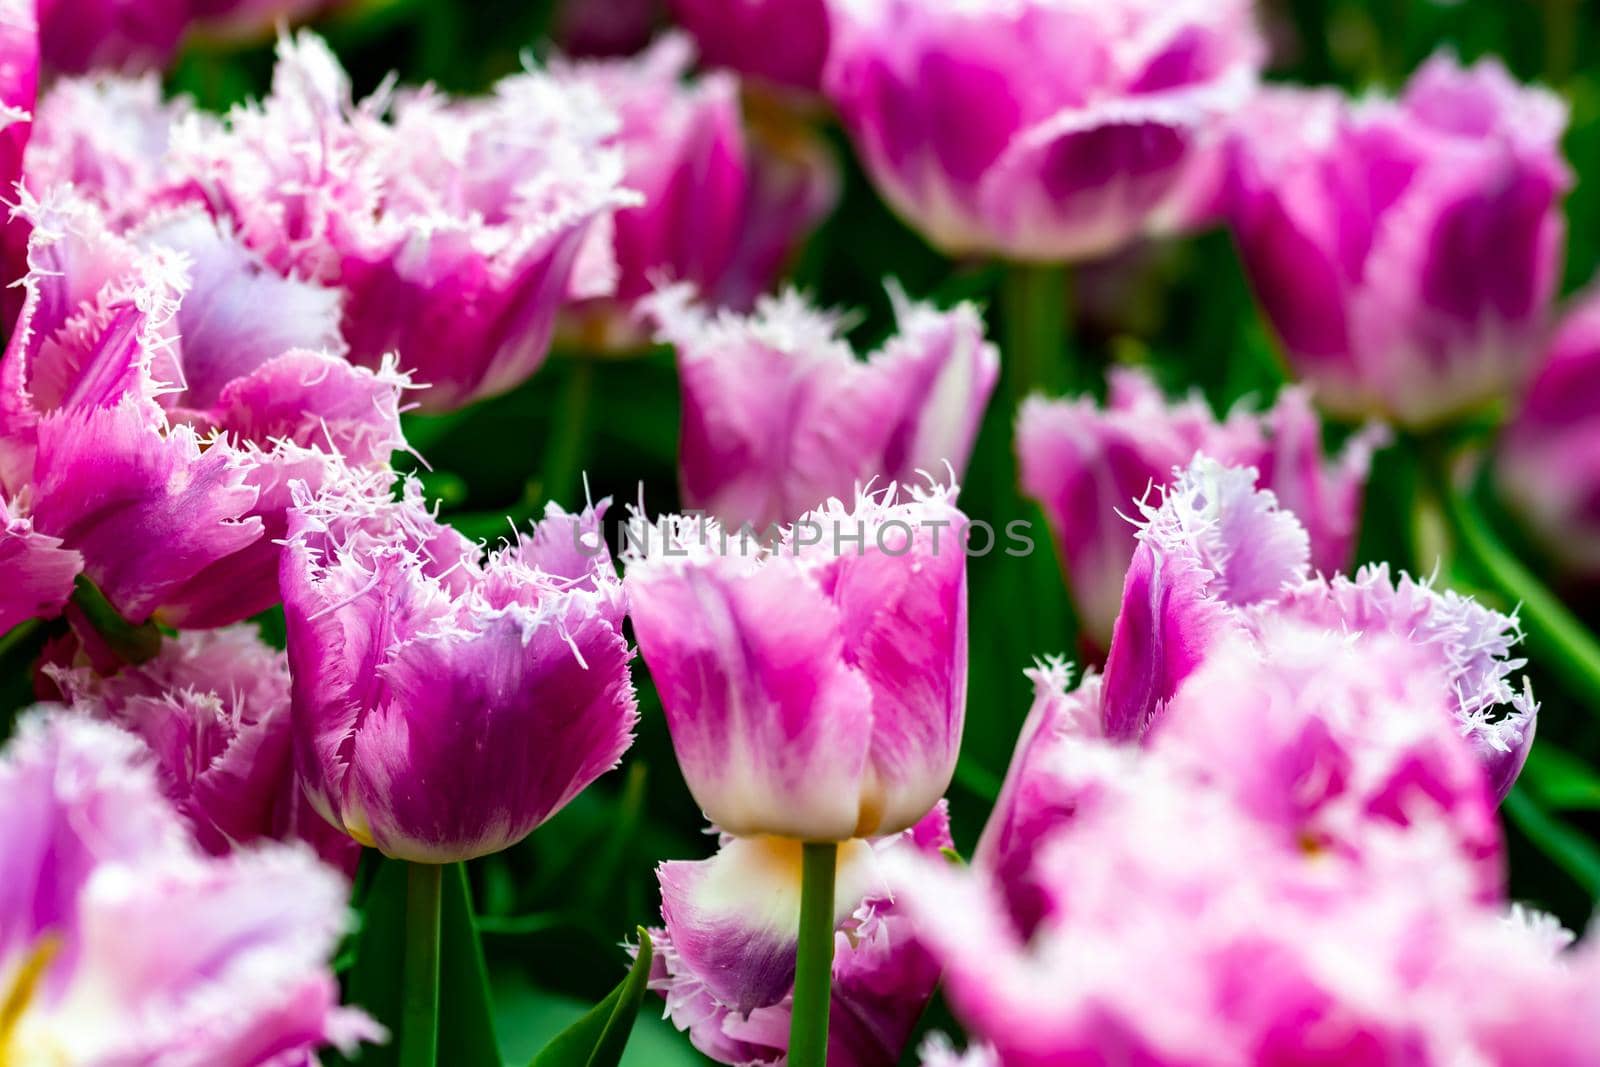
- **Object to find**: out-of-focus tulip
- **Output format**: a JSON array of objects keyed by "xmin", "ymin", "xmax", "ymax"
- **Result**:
[
  {"xmin": 647, "ymin": 804, "xmax": 951, "ymax": 1066},
  {"xmin": 823, "ymin": 0, "xmax": 1263, "ymax": 261},
  {"xmin": 176, "ymin": 33, "xmax": 634, "ymax": 411},
  {"xmin": 1229, "ymin": 55, "xmax": 1570, "ymax": 427},
  {"xmin": 625, "ymin": 485, "xmax": 968, "ymax": 841},
  {"xmin": 672, "ymin": 0, "xmax": 831, "ymax": 92},
  {"xmin": 651, "ymin": 285, "xmax": 997, "ymax": 531},
  {"xmin": 897, "ymin": 721, "xmax": 1599, "ymax": 1067},
  {"xmin": 1017, "ymin": 367, "xmax": 1384, "ymax": 649},
  {"xmin": 0, "ymin": 0, "xmax": 36, "ymax": 202},
  {"xmin": 0, "ymin": 195, "xmax": 406, "ymax": 629},
  {"xmin": 45, "ymin": 625, "xmax": 361, "ymax": 873},
  {"xmin": 36, "ymin": 0, "xmax": 335, "ymax": 75},
  {"xmin": 557, "ymin": 35, "xmax": 837, "ymax": 349},
  {"xmin": 0, "ymin": 712, "xmax": 378, "ymax": 1062},
  {"xmin": 1098, "ymin": 457, "xmax": 1536, "ymax": 800},
  {"xmin": 1498, "ymin": 289, "xmax": 1600, "ymax": 579},
  {"xmin": 281, "ymin": 474, "xmax": 637, "ymax": 862},
  {"xmin": 554, "ymin": 0, "xmax": 661, "ymax": 57}
]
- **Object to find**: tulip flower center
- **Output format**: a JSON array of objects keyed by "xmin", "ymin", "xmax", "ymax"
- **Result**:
[{"xmin": 0, "ymin": 935, "xmax": 62, "ymax": 1066}]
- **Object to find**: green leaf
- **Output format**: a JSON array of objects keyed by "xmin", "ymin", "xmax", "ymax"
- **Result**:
[
  {"xmin": 1522, "ymin": 746, "xmax": 1600, "ymax": 811},
  {"xmin": 332, "ymin": 857, "xmax": 499, "ymax": 1067},
  {"xmin": 528, "ymin": 928, "xmax": 654, "ymax": 1067},
  {"xmin": 1503, "ymin": 788, "xmax": 1600, "ymax": 898}
]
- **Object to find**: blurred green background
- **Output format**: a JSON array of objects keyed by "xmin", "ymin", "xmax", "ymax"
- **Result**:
[{"xmin": 26, "ymin": 0, "xmax": 1600, "ymax": 1061}]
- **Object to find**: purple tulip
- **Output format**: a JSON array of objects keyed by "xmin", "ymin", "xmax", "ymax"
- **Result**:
[
  {"xmin": 46, "ymin": 625, "xmax": 362, "ymax": 874},
  {"xmin": 1498, "ymin": 288, "xmax": 1600, "ymax": 579},
  {"xmin": 36, "ymin": 0, "xmax": 334, "ymax": 74},
  {"xmin": 280, "ymin": 475, "xmax": 638, "ymax": 862},
  {"xmin": 896, "ymin": 707, "xmax": 1594, "ymax": 1067},
  {"xmin": 672, "ymin": 0, "xmax": 831, "ymax": 92},
  {"xmin": 1017, "ymin": 367, "xmax": 1384, "ymax": 649},
  {"xmin": 0, "ymin": 0, "xmax": 36, "ymax": 211},
  {"xmin": 646, "ymin": 804, "xmax": 951, "ymax": 1066},
  {"xmin": 177, "ymin": 33, "xmax": 634, "ymax": 411},
  {"xmin": 625, "ymin": 485, "xmax": 968, "ymax": 841},
  {"xmin": 0, "ymin": 712, "xmax": 378, "ymax": 1062},
  {"xmin": 0, "ymin": 195, "xmax": 405, "ymax": 629},
  {"xmin": 557, "ymin": 35, "xmax": 838, "ymax": 348},
  {"xmin": 1098, "ymin": 457, "xmax": 1536, "ymax": 801},
  {"xmin": 651, "ymin": 285, "xmax": 997, "ymax": 531},
  {"xmin": 1229, "ymin": 55, "xmax": 1571, "ymax": 426},
  {"xmin": 823, "ymin": 0, "xmax": 1263, "ymax": 261}
]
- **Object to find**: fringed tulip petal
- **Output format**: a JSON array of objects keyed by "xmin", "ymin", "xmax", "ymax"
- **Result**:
[
  {"xmin": 0, "ymin": 713, "xmax": 375, "ymax": 1063},
  {"xmin": 281, "ymin": 476, "xmax": 638, "ymax": 861},
  {"xmin": 653, "ymin": 285, "xmax": 997, "ymax": 531},
  {"xmin": 626, "ymin": 487, "xmax": 969, "ymax": 840}
]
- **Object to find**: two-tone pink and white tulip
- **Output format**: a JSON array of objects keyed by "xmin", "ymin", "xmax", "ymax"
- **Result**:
[
  {"xmin": 1498, "ymin": 287, "xmax": 1600, "ymax": 580},
  {"xmin": 0, "ymin": 712, "xmax": 377, "ymax": 1063},
  {"xmin": 280, "ymin": 474, "xmax": 637, "ymax": 862},
  {"xmin": 1017, "ymin": 367, "xmax": 1384, "ymax": 649},
  {"xmin": 45, "ymin": 625, "xmax": 361, "ymax": 873},
  {"xmin": 625, "ymin": 484, "xmax": 968, "ymax": 842},
  {"xmin": 650, "ymin": 285, "xmax": 998, "ymax": 531},
  {"xmin": 824, "ymin": 0, "xmax": 1263, "ymax": 261},
  {"xmin": 1229, "ymin": 54, "xmax": 1571, "ymax": 426},
  {"xmin": 0, "ymin": 194, "xmax": 405, "ymax": 630},
  {"xmin": 646, "ymin": 804, "xmax": 952, "ymax": 1066},
  {"xmin": 174, "ymin": 33, "xmax": 634, "ymax": 411},
  {"xmin": 557, "ymin": 36, "xmax": 837, "ymax": 348}
]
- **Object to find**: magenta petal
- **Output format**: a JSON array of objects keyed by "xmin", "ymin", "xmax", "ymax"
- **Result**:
[
  {"xmin": 627, "ymin": 553, "xmax": 875, "ymax": 841},
  {"xmin": 30, "ymin": 403, "xmax": 262, "ymax": 622},
  {"xmin": 351, "ymin": 603, "xmax": 637, "ymax": 862},
  {"xmin": 0, "ymin": 495, "xmax": 82, "ymax": 631}
]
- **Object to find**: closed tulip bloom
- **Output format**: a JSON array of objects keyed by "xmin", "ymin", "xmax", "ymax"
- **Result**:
[
  {"xmin": 625, "ymin": 485, "xmax": 968, "ymax": 841},
  {"xmin": 651, "ymin": 285, "xmax": 998, "ymax": 531},
  {"xmin": 1230, "ymin": 55, "xmax": 1571, "ymax": 427},
  {"xmin": 672, "ymin": 0, "xmax": 831, "ymax": 92},
  {"xmin": 177, "ymin": 33, "xmax": 633, "ymax": 411},
  {"xmin": 281, "ymin": 475, "xmax": 638, "ymax": 862},
  {"xmin": 646, "ymin": 804, "xmax": 952, "ymax": 1066},
  {"xmin": 45, "ymin": 626, "xmax": 361, "ymax": 874},
  {"xmin": 824, "ymin": 0, "xmax": 1263, "ymax": 261},
  {"xmin": 0, "ymin": 713, "xmax": 377, "ymax": 1063},
  {"xmin": 1498, "ymin": 289, "xmax": 1600, "ymax": 579},
  {"xmin": 557, "ymin": 36, "xmax": 838, "ymax": 348},
  {"xmin": 1017, "ymin": 367, "xmax": 1383, "ymax": 648}
]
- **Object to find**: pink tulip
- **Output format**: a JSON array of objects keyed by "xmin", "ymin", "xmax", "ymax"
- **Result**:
[
  {"xmin": 1498, "ymin": 287, "xmax": 1600, "ymax": 579},
  {"xmin": 45, "ymin": 625, "xmax": 361, "ymax": 873},
  {"xmin": 1229, "ymin": 55, "xmax": 1570, "ymax": 426},
  {"xmin": 0, "ymin": 712, "xmax": 378, "ymax": 1062},
  {"xmin": 824, "ymin": 0, "xmax": 1263, "ymax": 260},
  {"xmin": 651, "ymin": 285, "xmax": 997, "ymax": 530},
  {"xmin": 176, "ymin": 33, "xmax": 633, "ymax": 410},
  {"xmin": 280, "ymin": 474, "xmax": 638, "ymax": 862},
  {"xmin": 1017, "ymin": 367, "xmax": 1383, "ymax": 648},
  {"xmin": 36, "ymin": 0, "xmax": 334, "ymax": 74},
  {"xmin": 672, "ymin": 0, "xmax": 831, "ymax": 92},
  {"xmin": 646, "ymin": 804, "xmax": 952, "ymax": 1066},
  {"xmin": 557, "ymin": 36, "xmax": 837, "ymax": 348},
  {"xmin": 625, "ymin": 484, "xmax": 968, "ymax": 840}
]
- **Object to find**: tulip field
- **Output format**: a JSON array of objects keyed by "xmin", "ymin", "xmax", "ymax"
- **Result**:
[{"xmin": 6, "ymin": 0, "xmax": 1600, "ymax": 1064}]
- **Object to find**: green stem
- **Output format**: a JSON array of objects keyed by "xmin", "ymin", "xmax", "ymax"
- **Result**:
[
  {"xmin": 539, "ymin": 358, "xmax": 595, "ymax": 508},
  {"xmin": 1438, "ymin": 469, "xmax": 1600, "ymax": 719},
  {"xmin": 999, "ymin": 262, "xmax": 1072, "ymax": 398},
  {"xmin": 788, "ymin": 842, "xmax": 837, "ymax": 1067},
  {"xmin": 0, "ymin": 618, "xmax": 41, "ymax": 662},
  {"xmin": 401, "ymin": 862, "xmax": 443, "ymax": 1067},
  {"xmin": 68, "ymin": 576, "xmax": 162, "ymax": 665}
]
